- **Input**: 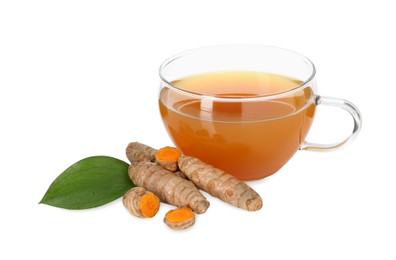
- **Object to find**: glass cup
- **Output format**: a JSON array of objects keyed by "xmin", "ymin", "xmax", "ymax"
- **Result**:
[{"xmin": 158, "ymin": 45, "xmax": 361, "ymax": 180}]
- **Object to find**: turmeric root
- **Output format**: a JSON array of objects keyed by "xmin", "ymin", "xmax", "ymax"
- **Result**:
[
  {"xmin": 173, "ymin": 171, "xmax": 188, "ymax": 180},
  {"xmin": 126, "ymin": 143, "xmax": 182, "ymax": 173},
  {"xmin": 155, "ymin": 146, "xmax": 181, "ymax": 172},
  {"xmin": 126, "ymin": 142, "xmax": 157, "ymax": 163},
  {"xmin": 128, "ymin": 162, "xmax": 210, "ymax": 214},
  {"xmin": 178, "ymin": 156, "xmax": 263, "ymax": 211},
  {"xmin": 123, "ymin": 187, "xmax": 160, "ymax": 218},
  {"xmin": 164, "ymin": 207, "xmax": 195, "ymax": 230}
]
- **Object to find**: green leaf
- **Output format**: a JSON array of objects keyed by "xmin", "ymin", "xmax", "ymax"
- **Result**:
[{"xmin": 40, "ymin": 156, "xmax": 134, "ymax": 209}]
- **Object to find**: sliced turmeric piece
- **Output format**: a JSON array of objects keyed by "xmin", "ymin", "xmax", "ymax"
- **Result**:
[
  {"xmin": 155, "ymin": 146, "xmax": 181, "ymax": 172},
  {"xmin": 178, "ymin": 156, "xmax": 263, "ymax": 211},
  {"xmin": 128, "ymin": 162, "xmax": 210, "ymax": 214},
  {"xmin": 123, "ymin": 187, "xmax": 160, "ymax": 218},
  {"xmin": 126, "ymin": 142, "xmax": 157, "ymax": 163},
  {"xmin": 164, "ymin": 207, "xmax": 195, "ymax": 230}
]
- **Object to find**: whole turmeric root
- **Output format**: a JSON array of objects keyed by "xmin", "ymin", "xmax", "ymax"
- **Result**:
[
  {"xmin": 164, "ymin": 207, "xmax": 195, "ymax": 230},
  {"xmin": 123, "ymin": 187, "xmax": 160, "ymax": 218},
  {"xmin": 128, "ymin": 162, "xmax": 210, "ymax": 214},
  {"xmin": 126, "ymin": 142, "xmax": 157, "ymax": 163},
  {"xmin": 178, "ymin": 156, "xmax": 263, "ymax": 211}
]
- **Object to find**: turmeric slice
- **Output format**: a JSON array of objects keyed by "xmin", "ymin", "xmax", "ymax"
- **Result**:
[
  {"xmin": 164, "ymin": 207, "xmax": 195, "ymax": 230},
  {"xmin": 126, "ymin": 142, "xmax": 157, "ymax": 163},
  {"xmin": 123, "ymin": 187, "xmax": 160, "ymax": 218},
  {"xmin": 178, "ymin": 156, "xmax": 263, "ymax": 211},
  {"xmin": 128, "ymin": 162, "xmax": 210, "ymax": 214},
  {"xmin": 155, "ymin": 146, "xmax": 181, "ymax": 172}
]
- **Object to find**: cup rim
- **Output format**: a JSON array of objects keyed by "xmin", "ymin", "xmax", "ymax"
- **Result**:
[{"xmin": 159, "ymin": 44, "xmax": 316, "ymax": 101}]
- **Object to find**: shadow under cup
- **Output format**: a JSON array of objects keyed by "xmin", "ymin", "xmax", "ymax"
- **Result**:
[{"xmin": 158, "ymin": 45, "xmax": 361, "ymax": 180}]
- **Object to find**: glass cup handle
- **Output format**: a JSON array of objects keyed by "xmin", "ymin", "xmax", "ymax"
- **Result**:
[{"xmin": 300, "ymin": 96, "xmax": 362, "ymax": 152}]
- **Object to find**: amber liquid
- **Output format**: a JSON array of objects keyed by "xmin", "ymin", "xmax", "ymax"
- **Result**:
[{"xmin": 159, "ymin": 71, "xmax": 316, "ymax": 180}]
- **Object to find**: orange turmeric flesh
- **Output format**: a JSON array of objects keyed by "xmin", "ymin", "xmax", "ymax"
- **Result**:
[
  {"xmin": 155, "ymin": 146, "xmax": 182, "ymax": 172},
  {"xmin": 139, "ymin": 192, "xmax": 161, "ymax": 218},
  {"xmin": 123, "ymin": 187, "xmax": 160, "ymax": 218},
  {"xmin": 164, "ymin": 208, "xmax": 195, "ymax": 230}
]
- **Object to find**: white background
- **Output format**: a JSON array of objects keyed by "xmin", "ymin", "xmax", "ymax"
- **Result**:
[{"xmin": 1, "ymin": 0, "xmax": 395, "ymax": 259}]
